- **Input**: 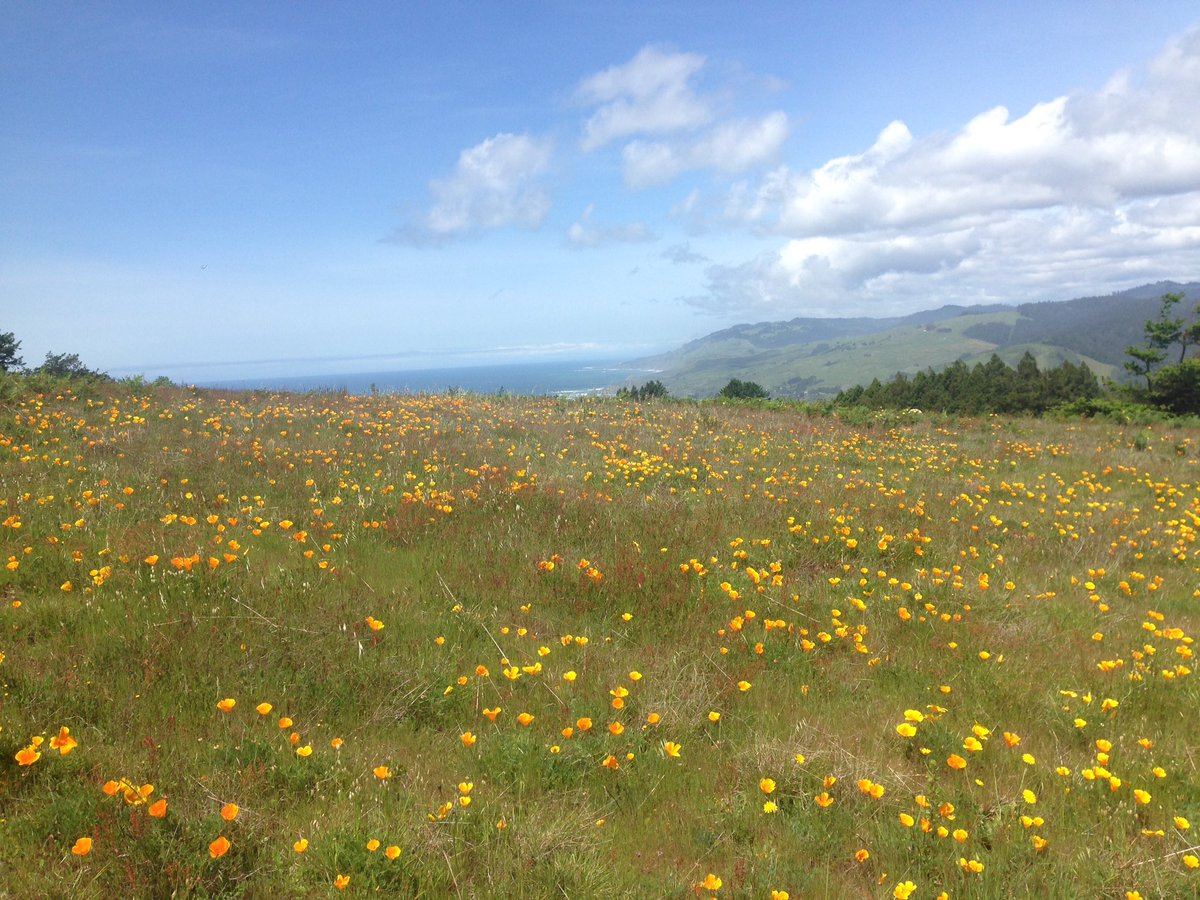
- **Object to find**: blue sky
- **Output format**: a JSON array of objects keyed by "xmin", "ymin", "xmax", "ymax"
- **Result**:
[{"xmin": 3, "ymin": 2, "xmax": 1200, "ymax": 381}]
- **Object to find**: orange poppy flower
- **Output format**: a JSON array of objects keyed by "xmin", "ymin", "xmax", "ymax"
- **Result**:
[{"xmin": 209, "ymin": 836, "xmax": 231, "ymax": 859}]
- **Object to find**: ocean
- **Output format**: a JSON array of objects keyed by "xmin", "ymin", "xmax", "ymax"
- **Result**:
[{"xmin": 204, "ymin": 358, "xmax": 651, "ymax": 398}]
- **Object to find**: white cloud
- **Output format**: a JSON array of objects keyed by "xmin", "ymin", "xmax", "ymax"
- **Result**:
[
  {"xmin": 577, "ymin": 46, "xmax": 712, "ymax": 150},
  {"xmin": 693, "ymin": 27, "xmax": 1200, "ymax": 315},
  {"xmin": 402, "ymin": 133, "xmax": 553, "ymax": 242},
  {"xmin": 622, "ymin": 112, "xmax": 789, "ymax": 188},
  {"xmin": 566, "ymin": 204, "xmax": 655, "ymax": 248}
]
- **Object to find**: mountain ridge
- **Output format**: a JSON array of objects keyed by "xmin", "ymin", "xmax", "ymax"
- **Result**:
[{"xmin": 624, "ymin": 281, "xmax": 1200, "ymax": 399}]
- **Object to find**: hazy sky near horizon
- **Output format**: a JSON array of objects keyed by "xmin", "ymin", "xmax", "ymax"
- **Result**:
[{"xmin": 4, "ymin": 2, "xmax": 1200, "ymax": 381}]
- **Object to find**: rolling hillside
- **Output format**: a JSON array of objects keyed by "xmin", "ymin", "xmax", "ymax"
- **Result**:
[{"xmin": 625, "ymin": 281, "xmax": 1200, "ymax": 398}]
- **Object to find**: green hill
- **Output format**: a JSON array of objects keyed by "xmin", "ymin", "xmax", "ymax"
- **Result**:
[{"xmin": 624, "ymin": 281, "xmax": 1199, "ymax": 398}]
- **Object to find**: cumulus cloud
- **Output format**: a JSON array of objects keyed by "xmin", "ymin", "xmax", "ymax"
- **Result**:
[
  {"xmin": 622, "ymin": 112, "xmax": 789, "ymax": 188},
  {"xmin": 577, "ymin": 46, "xmax": 789, "ymax": 187},
  {"xmin": 577, "ymin": 46, "xmax": 712, "ymax": 150},
  {"xmin": 566, "ymin": 204, "xmax": 655, "ymax": 248},
  {"xmin": 399, "ymin": 133, "xmax": 553, "ymax": 242},
  {"xmin": 691, "ymin": 27, "xmax": 1200, "ymax": 315}
]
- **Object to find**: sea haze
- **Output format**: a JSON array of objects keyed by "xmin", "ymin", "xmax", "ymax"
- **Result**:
[{"xmin": 204, "ymin": 358, "xmax": 651, "ymax": 398}]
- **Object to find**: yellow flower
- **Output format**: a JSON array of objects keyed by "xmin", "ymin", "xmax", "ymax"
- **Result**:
[
  {"xmin": 854, "ymin": 849, "xmax": 870, "ymax": 862},
  {"xmin": 893, "ymin": 882, "xmax": 916, "ymax": 900},
  {"xmin": 255, "ymin": 702, "xmax": 272, "ymax": 716},
  {"xmin": 334, "ymin": 874, "xmax": 350, "ymax": 890},
  {"xmin": 1134, "ymin": 789, "xmax": 1152, "ymax": 805},
  {"xmin": 663, "ymin": 741, "xmax": 681, "ymax": 758},
  {"xmin": 700, "ymin": 873, "xmax": 722, "ymax": 890},
  {"xmin": 947, "ymin": 754, "xmax": 967, "ymax": 770},
  {"xmin": 216, "ymin": 698, "xmax": 236, "ymax": 713},
  {"xmin": 763, "ymin": 800, "xmax": 778, "ymax": 814},
  {"xmin": 373, "ymin": 765, "xmax": 392, "ymax": 780},
  {"xmin": 385, "ymin": 845, "xmax": 402, "ymax": 860},
  {"xmin": 737, "ymin": 680, "xmax": 752, "ymax": 692},
  {"xmin": 293, "ymin": 838, "xmax": 308, "ymax": 853},
  {"xmin": 708, "ymin": 711, "xmax": 721, "ymax": 723},
  {"xmin": 71, "ymin": 836, "xmax": 93, "ymax": 856},
  {"xmin": 517, "ymin": 712, "xmax": 535, "ymax": 727},
  {"xmin": 896, "ymin": 723, "xmax": 917, "ymax": 737},
  {"xmin": 15, "ymin": 746, "xmax": 40, "ymax": 766},
  {"xmin": 49, "ymin": 726, "xmax": 78, "ymax": 756},
  {"xmin": 296, "ymin": 744, "xmax": 312, "ymax": 757},
  {"xmin": 898, "ymin": 813, "xmax": 915, "ymax": 827},
  {"xmin": 366, "ymin": 838, "xmax": 380, "ymax": 852},
  {"xmin": 461, "ymin": 731, "xmax": 477, "ymax": 747},
  {"xmin": 759, "ymin": 778, "xmax": 776, "ymax": 795}
]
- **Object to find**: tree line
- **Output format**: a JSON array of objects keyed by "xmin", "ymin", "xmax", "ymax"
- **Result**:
[{"xmin": 832, "ymin": 352, "xmax": 1100, "ymax": 415}]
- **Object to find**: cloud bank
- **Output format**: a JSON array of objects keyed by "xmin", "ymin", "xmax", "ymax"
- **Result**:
[{"xmin": 693, "ymin": 27, "xmax": 1200, "ymax": 315}]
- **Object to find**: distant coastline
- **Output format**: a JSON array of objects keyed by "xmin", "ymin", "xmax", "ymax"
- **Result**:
[{"xmin": 202, "ymin": 357, "xmax": 656, "ymax": 398}]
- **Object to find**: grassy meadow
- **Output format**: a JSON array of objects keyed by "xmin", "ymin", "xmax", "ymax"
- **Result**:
[{"xmin": 1, "ymin": 383, "xmax": 1198, "ymax": 898}]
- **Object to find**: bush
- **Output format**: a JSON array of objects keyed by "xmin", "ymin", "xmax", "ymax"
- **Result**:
[{"xmin": 718, "ymin": 378, "xmax": 768, "ymax": 400}]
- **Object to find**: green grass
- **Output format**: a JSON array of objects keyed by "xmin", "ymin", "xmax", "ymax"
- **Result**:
[{"xmin": 0, "ymin": 383, "xmax": 1197, "ymax": 897}]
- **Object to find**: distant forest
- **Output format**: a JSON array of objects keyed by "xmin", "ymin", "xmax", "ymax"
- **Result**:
[{"xmin": 834, "ymin": 352, "xmax": 1100, "ymax": 414}]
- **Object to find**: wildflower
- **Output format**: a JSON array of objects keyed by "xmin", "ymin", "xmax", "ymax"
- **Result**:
[
  {"xmin": 278, "ymin": 717, "xmax": 293, "ymax": 729},
  {"xmin": 366, "ymin": 839, "xmax": 380, "ymax": 852},
  {"xmin": 517, "ymin": 712, "xmax": 535, "ymax": 727},
  {"xmin": 49, "ymin": 726, "xmax": 78, "ymax": 755},
  {"xmin": 959, "ymin": 857, "xmax": 984, "ymax": 873},
  {"xmin": 563, "ymin": 670, "xmax": 577, "ymax": 682},
  {"xmin": 899, "ymin": 813, "xmax": 915, "ymax": 827},
  {"xmin": 896, "ymin": 723, "xmax": 917, "ymax": 737},
  {"xmin": 947, "ymin": 754, "xmax": 967, "ymax": 770},
  {"xmin": 373, "ymin": 766, "xmax": 391, "ymax": 780},
  {"xmin": 365, "ymin": 616, "xmax": 384, "ymax": 631},
  {"xmin": 893, "ymin": 882, "xmax": 916, "ymax": 900},
  {"xmin": 737, "ymin": 680, "xmax": 752, "ymax": 692},
  {"xmin": 296, "ymin": 744, "xmax": 312, "ymax": 757},
  {"xmin": 763, "ymin": 801, "xmax": 778, "ymax": 814},
  {"xmin": 646, "ymin": 712, "xmax": 661, "ymax": 725},
  {"xmin": 815, "ymin": 791, "xmax": 834, "ymax": 808},
  {"xmin": 148, "ymin": 799, "xmax": 168, "ymax": 818},
  {"xmin": 700, "ymin": 873, "xmax": 722, "ymax": 890},
  {"xmin": 1183, "ymin": 855, "xmax": 1199, "ymax": 869},
  {"xmin": 209, "ymin": 836, "xmax": 231, "ymax": 859},
  {"xmin": 255, "ymin": 702, "xmax": 273, "ymax": 716},
  {"xmin": 759, "ymin": 778, "xmax": 776, "ymax": 795},
  {"xmin": 334, "ymin": 874, "xmax": 350, "ymax": 890},
  {"xmin": 708, "ymin": 711, "xmax": 721, "ymax": 723},
  {"xmin": 220, "ymin": 803, "xmax": 239, "ymax": 821},
  {"xmin": 601, "ymin": 754, "xmax": 619, "ymax": 770},
  {"xmin": 483, "ymin": 707, "xmax": 501, "ymax": 721},
  {"xmin": 461, "ymin": 731, "xmax": 477, "ymax": 747},
  {"xmin": 216, "ymin": 698, "xmax": 236, "ymax": 713},
  {"xmin": 663, "ymin": 741, "xmax": 682, "ymax": 758},
  {"xmin": 385, "ymin": 845, "xmax": 402, "ymax": 860},
  {"xmin": 71, "ymin": 836, "xmax": 93, "ymax": 856},
  {"xmin": 293, "ymin": 838, "xmax": 308, "ymax": 853},
  {"xmin": 15, "ymin": 746, "xmax": 40, "ymax": 766},
  {"xmin": 608, "ymin": 721, "xmax": 624, "ymax": 736},
  {"xmin": 1134, "ymin": 789, "xmax": 1152, "ymax": 805},
  {"xmin": 771, "ymin": 892, "xmax": 789, "ymax": 900},
  {"xmin": 331, "ymin": 737, "xmax": 344, "ymax": 749},
  {"xmin": 855, "ymin": 849, "xmax": 870, "ymax": 862},
  {"xmin": 576, "ymin": 717, "xmax": 593, "ymax": 731}
]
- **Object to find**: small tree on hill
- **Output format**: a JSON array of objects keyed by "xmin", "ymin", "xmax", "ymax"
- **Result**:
[
  {"xmin": 0, "ymin": 331, "xmax": 22, "ymax": 372},
  {"xmin": 617, "ymin": 380, "xmax": 668, "ymax": 401},
  {"xmin": 36, "ymin": 351, "xmax": 107, "ymax": 380},
  {"xmin": 718, "ymin": 378, "xmax": 768, "ymax": 400}
]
